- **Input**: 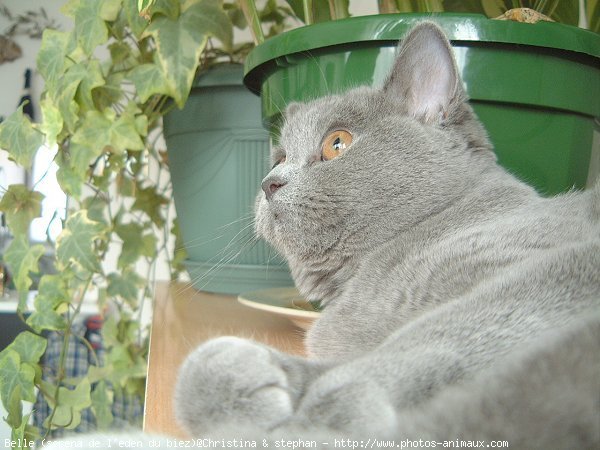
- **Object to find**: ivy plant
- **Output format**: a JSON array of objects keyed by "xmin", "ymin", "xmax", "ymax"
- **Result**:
[{"xmin": 0, "ymin": 0, "xmax": 235, "ymax": 444}]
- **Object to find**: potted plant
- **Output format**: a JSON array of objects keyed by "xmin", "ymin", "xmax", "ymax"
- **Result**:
[
  {"xmin": 0, "ymin": 0, "xmax": 233, "ymax": 442},
  {"xmin": 242, "ymin": 0, "xmax": 600, "ymax": 195},
  {"xmin": 162, "ymin": 1, "xmax": 297, "ymax": 294}
]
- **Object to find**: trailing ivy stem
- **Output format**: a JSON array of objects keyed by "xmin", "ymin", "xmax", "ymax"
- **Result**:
[{"xmin": 43, "ymin": 271, "xmax": 94, "ymax": 437}]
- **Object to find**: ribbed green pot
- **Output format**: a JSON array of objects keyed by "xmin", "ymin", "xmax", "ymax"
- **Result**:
[
  {"xmin": 164, "ymin": 64, "xmax": 293, "ymax": 294},
  {"xmin": 244, "ymin": 14, "xmax": 600, "ymax": 195}
]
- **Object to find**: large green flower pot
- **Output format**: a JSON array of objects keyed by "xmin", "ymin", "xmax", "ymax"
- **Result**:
[
  {"xmin": 244, "ymin": 14, "xmax": 600, "ymax": 195},
  {"xmin": 164, "ymin": 64, "xmax": 292, "ymax": 294}
]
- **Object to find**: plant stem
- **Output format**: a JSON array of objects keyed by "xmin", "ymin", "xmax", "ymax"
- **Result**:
[
  {"xmin": 378, "ymin": 0, "xmax": 398, "ymax": 14},
  {"xmin": 238, "ymin": 0, "xmax": 264, "ymax": 45},
  {"xmin": 328, "ymin": 0, "xmax": 349, "ymax": 19},
  {"xmin": 303, "ymin": 0, "xmax": 314, "ymax": 24},
  {"xmin": 44, "ymin": 271, "xmax": 94, "ymax": 437}
]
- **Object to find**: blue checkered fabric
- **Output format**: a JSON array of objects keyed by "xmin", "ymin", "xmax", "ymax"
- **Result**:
[{"xmin": 32, "ymin": 319, "xmax": 143, "ymax": 437}]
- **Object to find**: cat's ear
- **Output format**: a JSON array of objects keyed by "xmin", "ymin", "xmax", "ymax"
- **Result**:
[
  {"xmin": 383, "ymin": 22, "xmax": 462, "ymax": 124},
  {"xmin": 285, "ymin": 102, "xmax": 302, "ymax": 117}
]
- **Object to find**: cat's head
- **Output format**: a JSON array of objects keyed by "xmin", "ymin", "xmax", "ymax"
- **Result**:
[{"xmin": 255, "ymin": 22, "xmax": 494, "ymax": 300}]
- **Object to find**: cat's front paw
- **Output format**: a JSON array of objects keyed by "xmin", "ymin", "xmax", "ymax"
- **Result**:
[{"xmin": 174, "ymin": 337, "xmax": 294, "ymax": 436}]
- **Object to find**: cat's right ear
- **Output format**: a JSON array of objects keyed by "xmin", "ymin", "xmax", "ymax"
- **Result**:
[
  {"xmin": 285, "ymin": 102, "xmax": 302, "ymax": 117},
  {"xmin": 383, "ymin": 22, "xmax": 462, "ymax": 124}
]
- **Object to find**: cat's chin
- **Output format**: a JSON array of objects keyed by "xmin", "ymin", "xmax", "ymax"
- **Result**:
[{"xmin": 255, "ymin": 195, "xmax": 290, "ymax": 256}]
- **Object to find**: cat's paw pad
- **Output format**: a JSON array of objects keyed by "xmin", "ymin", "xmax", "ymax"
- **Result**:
[{"xmin": 174, "ymin": 337, "xmax": 293, "ymax": 435}]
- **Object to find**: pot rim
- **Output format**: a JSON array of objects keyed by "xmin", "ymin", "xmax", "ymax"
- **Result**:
[{"xmin": 244, "ymin": 13, "xmax": 600, "ymax": 94}]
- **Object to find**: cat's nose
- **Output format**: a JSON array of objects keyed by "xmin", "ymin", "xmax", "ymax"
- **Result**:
[{"xmin": 261, "ymin": 175, "xmax": 286, "ymax": 200}]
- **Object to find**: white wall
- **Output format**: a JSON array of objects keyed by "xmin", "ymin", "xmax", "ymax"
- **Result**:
[
  {"xmin": 0, "ymin": 0, "xmax": 71, "ymax": 189},
  {"xmin": 0, "ymin": 0, "xmax": 71, "ymax": 123}
]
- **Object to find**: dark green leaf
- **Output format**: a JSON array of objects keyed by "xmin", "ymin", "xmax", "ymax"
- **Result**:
[
  {"xmin": 115, "ymin": 222, "xmax": 157, "ymax": 267},
  {"xmin": 131, "ymin": 186, "xmax": 168, "ymax": 227},
  {"xmin": 107, "ymin": 269, "xmax": 145, "ymax": 306}
]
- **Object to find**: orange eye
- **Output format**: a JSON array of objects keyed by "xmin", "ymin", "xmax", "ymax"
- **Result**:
[{"xmin": 321, "ymin": 130, "xmax": 352, "ymax": 161}]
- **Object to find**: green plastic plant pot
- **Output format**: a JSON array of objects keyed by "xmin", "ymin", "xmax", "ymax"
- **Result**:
[
  {"xmin": 244, "ymin": 14, "xmax": 600, "ymax": 195},
  {"xmin": 164, "ymin": 64, "xmax": 293, "ymax": 294}
]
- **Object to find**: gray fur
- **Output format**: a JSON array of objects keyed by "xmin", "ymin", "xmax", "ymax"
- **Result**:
[
  {"xmin": 175, "ymin": 21, "xmax": 600, "ymax": 444},
  {"xmin": 48, "ymin": 22, "xmax": 600, "ymax": 449}
]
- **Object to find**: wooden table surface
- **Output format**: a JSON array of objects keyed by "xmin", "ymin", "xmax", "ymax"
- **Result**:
[{"xmin": 144, "ymin": 282, "xmax": 307, "ymax": 438}]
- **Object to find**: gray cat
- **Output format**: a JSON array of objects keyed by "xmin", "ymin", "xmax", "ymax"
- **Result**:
[
  {"xmin": 174, "ymin": 22, "xmax": 600, "ymax": 446},
  {"xmin": 46, "ymin": 21, "xmax": 599, "ymax": 450}
]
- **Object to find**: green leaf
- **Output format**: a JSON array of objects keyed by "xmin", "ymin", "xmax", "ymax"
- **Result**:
[
  {"xmin": 91, "ymin": 380, "xmax": 114, "ymax": 429},
  {"xmin": 43, "ymin": 378, "xmax": 92, "ymax": 430},
  {"xmin": 106, "ymin": 343, "xmax": 147, "ymax": 387},
  {"xmin": 127, "ymin": 63, "xmax": 172, "ymax": 103},
  {"xmin": 139, "ymin": 0, "xmax": 157, "ymax": 11},
  {"xmin": 115, "ymin": 222, "xmax": 158, "ymax": 267},
  {"xmin": 127, "ymin": 0, "xmax": 151, "ymax": 37},
  {"xmin": 107, "ymin": 269, "xmax": 144, "ymax": 306},
  {"xmin": 27, "ymin": 306, "xmax": 67, "ymax": 334},
  {"xmin": 110, "ymin": 112, "xmax": 147, "ymax": 152},
  {"xmin": 80, "ymin": 196, "xmax": 109, "ymax": 225},
  {"xmin": 74, "ymin": 0, "xmax": 109, "ymax": 55},
  {"xmin": 0, "ymin": 351, "xmax": 36, "ymax": 406},
  {"xmin": 102, "ymin": 315, "xmax": 120, "ymax": 349},
  {"xmin": 131, "ymin": 186, "xmax": 168, "ymax": 227},
  {"xmin": 0, "ymin": 105, "xmax": 44, "ymax": 169},
  {"xmin": 171, "ymin": 218, "xmax": 187, "ymax": 279},
  {"xmin": 150, "ymin": 0, "xmax": 181, "ymax": 20},
  {"xmin": 0, "ymin": 185, "xmax": 44, "ymax": 237},
  {"xmin": 549, "ymin": 0, "xmax": 579, "ymax": 26},
  {"xmin": 68, "ymin": 141, "xmax": 103, "ymax": 181},
  {"xmin": 109, "ymin": 41, "xmax": 136, "ymax": 68},
  {"xmin": 75, "ymin": 59, "xmax": 106, "ymax": 112},
  {"xmin": 61, "ymin": 0, "xmax": 79, "ymax": 18},
  {"xmin": 39, "ymin": 97, "xmax": 64, "ymax": 148},
  {"xmin": 101, "ymin": 0, "xmax": 124, "ymax": 21},
  {"xmin": 3, "ymin": 236, "xmax": 45, "ymax": 310},
  {"xmin": 10, "ymin": 410, "xmax": 36, "ymax": 450},
  {"xmin": 144, "ymin": 0, "xmax": 232, "ymax": 107},
  {"xmin": 114, "ymin": 172, "xmax": 135, "ymax": 198},
  {"xmin": 93, "ymin": 72, "xmax": 126, "ymax": 110},
  {"xmin": 5, "ymin": 384, "xmax": 23, "ymax": 429},
  {"xmin": 56, "ymin": 210, "xmax": 107, "ymax": 273},
  {"xmin": 87, "ymin": 365, "xmax": 110, "ymax": 384},
  {"xmin": 37, "ymin": 29, "xmax": 71, "ymax": 91},
  {"xmin": 71, "ymin": 110, "xmax": 145, "ymax": 168},
  {"xmin": 443, "ymin": 0, "xmax": 486, "ymax": 14},
  {"xmin": 589, "ymin": 0, "xmax": 599, "ymax": 32},
  {"xmin": 26, "ymin": 275, "xmax": 70, "ymax": 333},
  {"xmin": 52, "ymin": 63, "xmax": 88, "ymax": 133},
  {"xmin": 56, "ymin": 159, "xmax": 85, "ymax": 197},
  {"xmin": 0, "ymin": 331, "xmax": 47, "ymax": 366},
  {"xmin": 284, "ymin": 0, "xmax": 337, "ymax": 23}
]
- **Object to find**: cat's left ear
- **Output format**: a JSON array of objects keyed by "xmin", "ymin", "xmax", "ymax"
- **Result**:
[{"xmin": 383, "ymin": 22, "xmax": 462, "ymax": 124}]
